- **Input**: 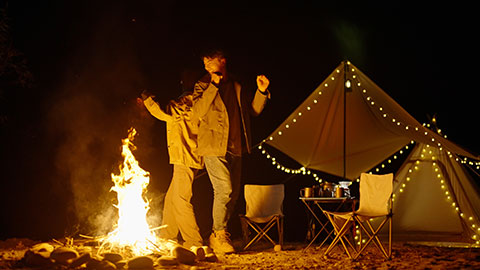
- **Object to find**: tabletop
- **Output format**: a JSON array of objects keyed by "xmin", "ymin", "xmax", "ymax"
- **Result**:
[{"xmin": 299, "ymin": 197, "xmax": 355, "ymax": 201}]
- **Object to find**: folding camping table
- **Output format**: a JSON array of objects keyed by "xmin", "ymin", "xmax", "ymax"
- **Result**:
[{"xmin": 299, "ymin": 197, "xmax": 357, "ymax": 250}]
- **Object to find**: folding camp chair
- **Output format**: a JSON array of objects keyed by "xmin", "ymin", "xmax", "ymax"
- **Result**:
[
  {"xmin": 239, "ymin": 184, "xmax": 284, "ymax": 250},
  {"xmin": 323, "ymin": 173, "xmax": 393, "ymax": 260}
]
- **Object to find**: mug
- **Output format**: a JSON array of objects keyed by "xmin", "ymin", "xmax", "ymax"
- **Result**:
[
  {"xmin": 323, "ymin": 182, "xmax": 334, "ymax": 197},
  {"xmin": 313, "ymin": 185, "xmax": 322, "ymax": 197},
  {"xmin": 335, "ymin": 187, "xmax": 344, "ymax": 198},
  {"xmin": 300, "ymin": 187, "xmax": 314, "ymax": 198}
]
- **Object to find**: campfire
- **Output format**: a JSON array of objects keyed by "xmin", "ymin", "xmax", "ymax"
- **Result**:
[
  {"xmin": 15, "ymin": 128, "xmax": 210, "ymax": 269},
  {"xmin": 99, "ymin": 127, "xmax": 171, "ymax": 257}
]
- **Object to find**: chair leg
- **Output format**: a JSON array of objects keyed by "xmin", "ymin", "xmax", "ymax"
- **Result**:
[
  {"xmin": 323, "ymin": 214, "xmax": 354, "ymax": 259},
  {"xmin": 388, "ymin": 216, "xmax": 392, "ymax": 259},
  {"xmin": 240, "ymin": 217, "xmax": 250, "ymax": 247},
  {"xmin": 244, "ymin": 218, "xmax": 279, "ymax": 250},
  {"xmin": 306, "ymin": 213, "xmax": 337, "ymax": 250},
  {"xmin": 277, "ymin": 216, "xmax": 284, "ymax": 247},
  {"xmin": 244, "ymin": 223, "xmax": 263, "ymax": 250},
  {"xmin": 353, "ymin": 217, "xmax": 391, "ymax": 260},
  {"xmin": 367, "ymin": 219, "xmax": 390, "ymax": 259},
  {"xmin": 258, "ymin": 220, "xmax": 278, "ymax": 245}
]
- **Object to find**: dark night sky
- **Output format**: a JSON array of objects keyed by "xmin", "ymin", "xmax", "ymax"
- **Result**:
[{"xmin": 1, "ymin": 1, "xmax": 479, "ymax": 241}]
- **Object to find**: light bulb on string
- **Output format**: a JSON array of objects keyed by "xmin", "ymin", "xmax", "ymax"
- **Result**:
[{"xmin": 345, "ymin": 79, "xmax": 351, "ymax": 88}]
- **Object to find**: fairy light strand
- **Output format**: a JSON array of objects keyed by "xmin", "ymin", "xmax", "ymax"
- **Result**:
[
  {"xmin": 425, "ymin": 122, "xmax": 480, "ymax": 172},
  {"xmin": 257, "ymin": 143, "xmax": 322, "ymax": 182},
  {"xmin": 257, "ymin": 65, "xmax": 345, "ymax": 183},
  {"xmin": 392, "ymin": 144, "xmax": 480, "ymax": 245},
  {"xmin": 258, "ymin": 61, "xmax": 423, "ymax": 183},
  {"xmin": 351, "ymin": 64, "xmax": 480, "ymax": 245},
  {"xmin": 257, "ymin": 61, "xmax": 480, "ymax": 244}
]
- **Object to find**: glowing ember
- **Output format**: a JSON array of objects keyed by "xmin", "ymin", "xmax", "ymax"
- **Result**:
[{"xmin": 102, "ymin": 128, "xmax": 161, "ymax": 256}]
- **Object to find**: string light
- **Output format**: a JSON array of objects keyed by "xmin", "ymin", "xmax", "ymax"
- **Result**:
[
  {"xmin": 367, "ymin": 141, "xmax": 415, "ymax": 179},
  {"xmin": 392, "ymin": 143, "xmax": 480, "ymax": 245},
  {"xmin": 258, "ymin": 143, "xmax": 323, "ymax": 182},
  {"xmin": 428, "ymin": 117, "xmax": 480, "ymax": 172},
  {"xmin": 259, "ymin": 60, "xmax": 479, "ymax": 180},
  {"xmin": 257, "ymin": 62, "xmax": 417, "ymax": 183},
  {"xmin": 257, "ymin": 61, "xmax": 480, "ymax": 245},
  {"xmin": 256, "ymin": 64, "xmax": 346, "ymax": 183},
  {"xmin": 424, "ymin": 123, "xmax": 480, "ymax": 245}
]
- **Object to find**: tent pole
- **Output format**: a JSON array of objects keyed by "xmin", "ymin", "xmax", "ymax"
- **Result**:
[{"xmin": 343, "ymin": 61, "xmax": 347, "ymax": 180}]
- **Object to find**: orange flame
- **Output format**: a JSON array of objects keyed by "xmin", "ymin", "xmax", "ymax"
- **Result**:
[{"xmin": 103, "ymin": 128, "xmax": 160, "ymax": 256}]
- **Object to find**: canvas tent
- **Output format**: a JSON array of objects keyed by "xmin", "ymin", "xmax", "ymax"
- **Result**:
[
  {"xmin": 391, "ymin": 142, "xmax": 480, "ymax": 244},
  {"xmin": 260, "ymin": 61, "xmax": 480, "ymax": 244}
]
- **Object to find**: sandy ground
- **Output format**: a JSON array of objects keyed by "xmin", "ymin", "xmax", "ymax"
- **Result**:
[{"xmin": 1, "ymin": 238, "xmax": 480, "ymax": 269}]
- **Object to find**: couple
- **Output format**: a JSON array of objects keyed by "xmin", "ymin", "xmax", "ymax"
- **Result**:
[{"xmin": 141, "ymin": 49, "xmax": 271, "ymax": 254}]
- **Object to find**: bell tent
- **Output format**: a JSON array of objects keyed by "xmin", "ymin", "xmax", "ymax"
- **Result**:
[{"xmin": 259, "ymin": 61, "xmax": 480, "ymax": 245}]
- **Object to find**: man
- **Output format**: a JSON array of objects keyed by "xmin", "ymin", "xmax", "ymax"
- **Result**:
[
  {"xmin": 192, "ymin": 49, "xmax": 270, "ymax": 253},
  {"xmin": 140, "ymin": 88, "xmax": 205, "ymax": 252}
]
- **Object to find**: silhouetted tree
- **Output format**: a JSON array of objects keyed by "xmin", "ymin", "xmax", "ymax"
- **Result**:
[{"xmin": 0, "ymin": 3, "xmax": 33, "ymax": 124}]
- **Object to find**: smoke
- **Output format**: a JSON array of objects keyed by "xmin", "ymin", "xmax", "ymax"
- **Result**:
[
  {"xmin": 44, "ymin": 4, "xmax": 172, "ymax": 237},
  {"xmin": 48, "ymin": 90, "xmax": 118, "ymax": 235},
  {"xmin": 331, "ymin": 19, "xmax": 367, "ymax": 66}
]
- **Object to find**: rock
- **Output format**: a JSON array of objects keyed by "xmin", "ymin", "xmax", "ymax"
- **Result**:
[
  {"xmin": 190, "ymin": 266, "xmax": 208, "ymax": 270},
  {"xmin": 190, "ymin": 246, "xmax": 206, "ymax": 261},
  {"xmin": 102, "ymin": 252, "xmax": 123, "ymax": 263},
  {"xmin": 157, "ymin": 255, "xmax": 178, "ymax": 266},
  {"xmin": 50, "ymin": 246, "xmax": 79, "ymax": 264},
  {"xmin": 274, "ymin": 244, "xmax": 282, "ymax": 251},
  {"xmin": 86, "ymin": 257, "xmax": 117, "ymax": 270},
  {"xmin": 127, "ymin": 256, "xmax": 154, "ymax": 269},
  {"xmin": 205, "ymin": 253, "xmax": 218, "ymax": 262},
  {"xmin": 23, "ymin": 250, "xmax": 53, "ymax": 267},
  {"xmin": 29, "ymin": 242, "xmax": 54, "ymax": 260},
  {"xmin": 70, "ymin": 252, "xmax": 91, "ymax": 268},
  {"xmin": 31, "ymin": 242, "xmax": 54, "ymax": 254},
  {"xmin": 86, "ymin": 257, "xmax": 103, "ymax": 270},
  {"xmin": 115, "ymin": 259, "xmax": 127, "ymax": 269},
  {"xmin": 98, "ymin": 260, "xmax": 116, "ymax": 270},
  {"xmin": 202, "ymin": 246, "xmax": 214, "ymax": 255},
  {"xmin": 171, "ymin": 245, "xmax": 196, "ymax": 265}
]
